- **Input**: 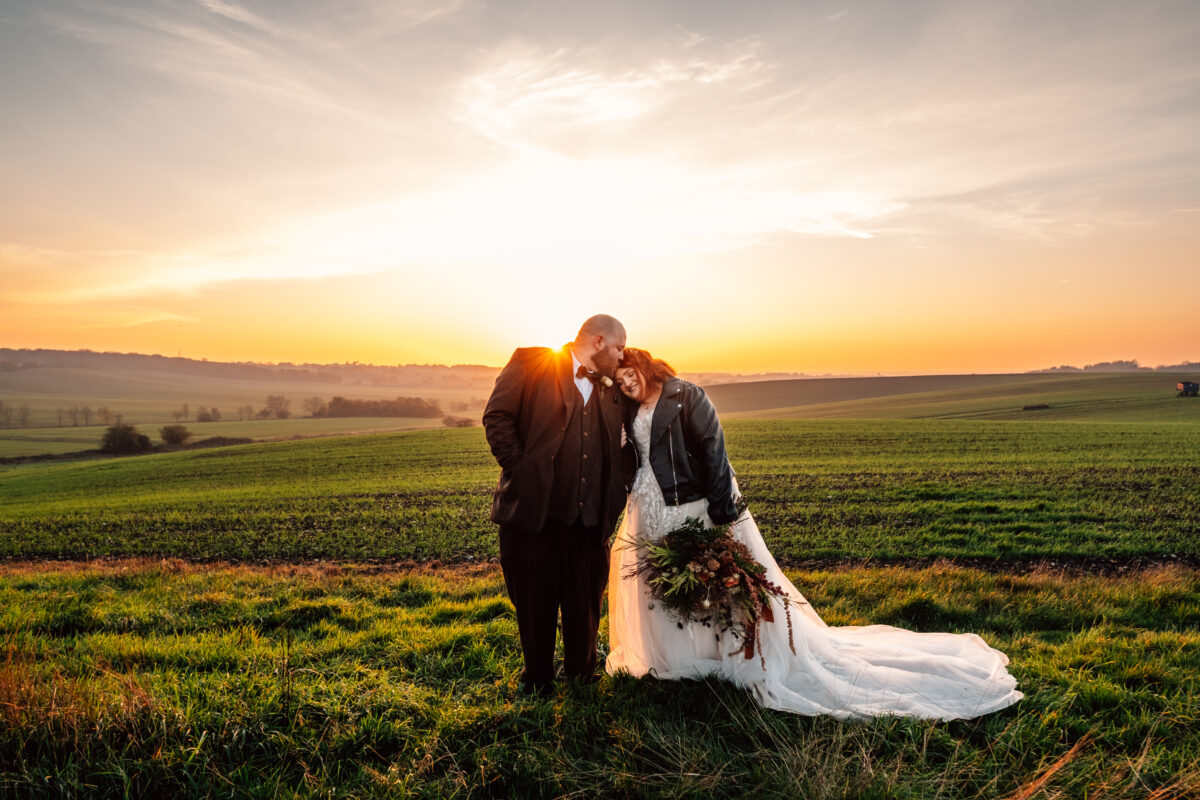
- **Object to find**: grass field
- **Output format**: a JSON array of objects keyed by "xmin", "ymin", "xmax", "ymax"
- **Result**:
[
  {"xmin": 2, "ymin": 559, "xmax": 1196, "ymax": 798},
  {"xmin": 0, "ymin": 417, "xmax": 447, "ymax": 459},
  {"xmin": 2, "ymin": 420, "xmax": 1198, "ymax": 564},
  {"xmin": 2, "ymin": 403, "xmax": 1199, "ymax": 796}
]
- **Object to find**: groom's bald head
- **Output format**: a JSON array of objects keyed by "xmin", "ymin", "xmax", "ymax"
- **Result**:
[
  {"xmin": 577, "ymin": 314, "xmax": 626, "ymax": 344},
  {"xmin": 574, "ymin": 314, "xmax": 627, "ymax": 377}
]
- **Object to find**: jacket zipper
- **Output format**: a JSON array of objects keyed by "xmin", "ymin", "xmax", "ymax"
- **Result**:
[{"xmin": 668, "ymin": 422, "xmax": 679, "ymax": 505}]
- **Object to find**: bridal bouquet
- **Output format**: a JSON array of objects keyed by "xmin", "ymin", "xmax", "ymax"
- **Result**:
[{"xmin": 631, "ymin": 514, "xmax": 796, "ymax": 665}]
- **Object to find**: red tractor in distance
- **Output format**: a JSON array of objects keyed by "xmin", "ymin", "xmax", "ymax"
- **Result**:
[{"xmin": 1178, "ymin": 381, "xmax": 1199, "ymax": 397}]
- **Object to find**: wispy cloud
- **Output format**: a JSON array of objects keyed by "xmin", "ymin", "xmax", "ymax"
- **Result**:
[
  {"xmin": 40, "ymin": 2, "xmax": 346, "ymax": 114},
  {"xmin": 195, "ymin": 0, "xmax": 278, "ymax": 34},
  {"xmin": 459, "ymin": 35, "xmax": 768, "ymax": 148},
  {"xmin": 36, "ymin": 0, "xmax": 468, "ymax": 127}
]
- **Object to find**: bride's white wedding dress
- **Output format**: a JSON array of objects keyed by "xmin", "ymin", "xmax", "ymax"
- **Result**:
[{"xmin": 606, "ymin": 404, "xmax": 1023, "ymax": 721}]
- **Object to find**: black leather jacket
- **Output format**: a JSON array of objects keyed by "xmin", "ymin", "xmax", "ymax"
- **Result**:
[{"xmin": 631, "ymin": 378, "xmax": 738, "ymax": 525}]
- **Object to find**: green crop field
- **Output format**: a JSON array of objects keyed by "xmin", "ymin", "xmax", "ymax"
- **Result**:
[
  {"xmin": 6, "ymin": 369, "xmax": 1199, "ymax": 461},
  {"xmin": 2, "ymin": 415, "xmax": 1199, "ymax": 797},
  {"xmin": 2, "ymin": 420, "xmax": 1198, "ymax": 564},
  {"xmin": 0, "ymin": 417, "xmax": 447, "ymax": 459}
]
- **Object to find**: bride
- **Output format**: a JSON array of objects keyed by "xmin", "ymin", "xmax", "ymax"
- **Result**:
[{"xmin": 605, "ymin": 348, "xmax": 1023, "ymax": 720}]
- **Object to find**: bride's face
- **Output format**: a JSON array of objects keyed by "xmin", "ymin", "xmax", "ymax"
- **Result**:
[{"xmin": 616, "ymin": 367, "xmax": 648, "ymax": 402}]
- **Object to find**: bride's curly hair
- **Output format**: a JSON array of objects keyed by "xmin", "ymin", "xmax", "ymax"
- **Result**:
[{"xmin": 620, "ymin": 347, "xmax": 677, "ymax": 391}]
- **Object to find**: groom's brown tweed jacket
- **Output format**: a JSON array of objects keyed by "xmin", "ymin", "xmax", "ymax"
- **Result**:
[{"xmin": 483, "ymin": 344, "xmax": 633, "ymax": 539}]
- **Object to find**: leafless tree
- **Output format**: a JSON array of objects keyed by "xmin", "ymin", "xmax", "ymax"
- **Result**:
[
  {"xmin": 303, "ymin": 396, "xmax": 326, "ymax": 417},
  {"xmin": 265, "ymin": 395, "xmax": 291, "ymax": 419}
]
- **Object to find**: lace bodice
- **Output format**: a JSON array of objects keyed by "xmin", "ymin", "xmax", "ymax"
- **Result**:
[
  {"xmin": 628, "ymin": 404, "xmax": 708, "ymax": 542},
  {"xmin": 631, "ymin": 403, "xmax": 654, "ymax": 463}
]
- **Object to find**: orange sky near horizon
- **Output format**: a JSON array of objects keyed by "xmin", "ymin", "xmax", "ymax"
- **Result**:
[{"xmin": 2, "ymin": 2, "xmax": 1198, "ymax": 375}]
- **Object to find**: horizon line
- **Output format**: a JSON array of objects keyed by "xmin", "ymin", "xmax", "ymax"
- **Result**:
[{"xmin": 2, "ymin": 345, "xmax": 1198, "ymax": 379}]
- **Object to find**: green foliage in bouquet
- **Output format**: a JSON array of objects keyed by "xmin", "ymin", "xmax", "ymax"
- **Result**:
[{"xmin": 631, "ymin": 514, "xmax": 797, "ymax": 665}]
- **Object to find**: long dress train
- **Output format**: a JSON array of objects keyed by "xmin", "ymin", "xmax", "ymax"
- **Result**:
[{"xmin": 605, "ymin": 404, "xmax": 1023, "ymax": 721}]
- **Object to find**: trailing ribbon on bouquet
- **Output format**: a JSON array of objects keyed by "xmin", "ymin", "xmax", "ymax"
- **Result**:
[{"xmin": 576, "ymin": 365, "xmax": 614, "ymax": 387}]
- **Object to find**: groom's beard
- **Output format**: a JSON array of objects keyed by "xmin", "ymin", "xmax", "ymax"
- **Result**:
[{"xmin": 592, "ymin": 350, "xmax": 619, "ymax": 378}]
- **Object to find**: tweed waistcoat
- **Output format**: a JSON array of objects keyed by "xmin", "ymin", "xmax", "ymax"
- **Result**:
[{"xmin": 548, "ymin": 388, "xmax": 605, "ymax": 527}]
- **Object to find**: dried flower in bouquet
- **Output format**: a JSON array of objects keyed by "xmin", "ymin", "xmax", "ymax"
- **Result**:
[{"xmin": 629, "ymin": 512, "xmax": 797, "ymax": 667}]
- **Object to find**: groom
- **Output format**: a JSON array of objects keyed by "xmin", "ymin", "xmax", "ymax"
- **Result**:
[{"xmin": 483, "ymin": 314, "xmax": 633, "ymax": 696}]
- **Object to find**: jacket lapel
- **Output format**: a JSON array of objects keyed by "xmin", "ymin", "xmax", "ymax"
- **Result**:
[
  {"xmin": 598, "ymin": 382, "xmax": 623, "ymax": 445},
  {"xmin": 557, "ymin": 345, "xmax": 579, "ymax": 415},
  {"xmin": 650, "ymin": 378, "xmax": 683, "ymax": 443}
]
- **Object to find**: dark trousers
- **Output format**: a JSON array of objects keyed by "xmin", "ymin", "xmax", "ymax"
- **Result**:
[{"xmin": 498, "ymin": 519, "xmax": 609, "ymax": 692}]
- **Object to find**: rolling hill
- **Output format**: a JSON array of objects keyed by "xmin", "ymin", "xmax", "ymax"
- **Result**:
[{"xmin": 706, "ymin": 372, "xmax": 1200, "ymax": 422}]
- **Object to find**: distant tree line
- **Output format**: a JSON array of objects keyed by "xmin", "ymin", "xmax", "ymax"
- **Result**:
[
  {"xmin": 0, "ymin": 348, "xmax": 501, "ymax": 388},
  {"xmin": 307, "ymin": 396, "xmax": 442, "ymax": 418},
  {"xmin": 5, "ymin": 392, "xmax": 454, "ymax": 429},
  {"xmin": 173, "ymin": 396, "xmax": 291, "ymax": 421},
  {"xmin": 0, "ymin": 349, "xmax": 343, "ymax": 383},
  {"xmin": 1032, "ymin": 359, "xmax": 1200, "ymax": 373},
  {"xmin": 173, "ymin": 405, "xmax": 228, "ymax": 422},
  {"xmin": 2, "ymin": 394, "xmax": 299, "ymax": 429},
  {"xmin": 0, "ymin": 401, "xmax": 121, "ymax": 428},
  {"xmin": 0, "ymin": 401, "xmax": 32, "ymax": 428},
  {"xmin": 446, "ymin": 398, "xmax": 486, "ymax": 412},
  {"xmin": 55, "ymin": 405, "xmax": 119, "ymax": 427},
  {"xmin": 170, "ymin": 394, "xmax": 444, "ymax": 421}
]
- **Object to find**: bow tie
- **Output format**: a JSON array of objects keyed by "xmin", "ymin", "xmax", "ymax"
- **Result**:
[{"xmin": 576, "ymin": 365, "xmax": 613, "ymax": 387}]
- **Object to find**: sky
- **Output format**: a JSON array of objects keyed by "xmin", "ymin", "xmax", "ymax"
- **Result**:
[{"xmin": 2, "ymin": 0, "xmax": 1199, "ymax": 374}]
